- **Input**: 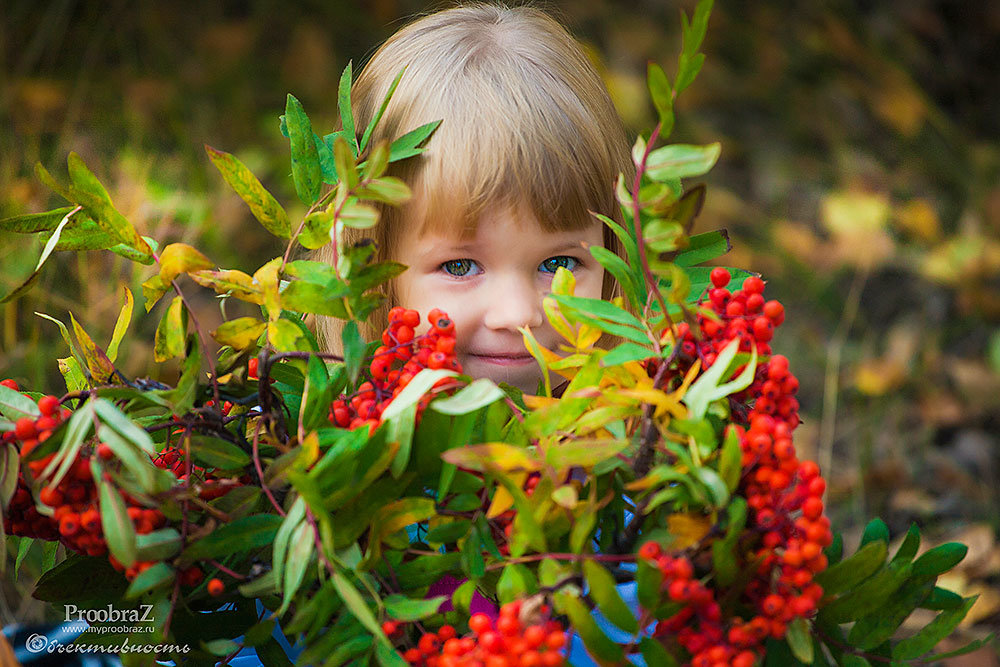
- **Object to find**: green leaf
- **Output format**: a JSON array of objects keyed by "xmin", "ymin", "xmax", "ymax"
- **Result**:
[
  {"xmin": 340, "ymin": 199, "xmax": 379, "ymax": 229},
  {"xmin": 357, "ymin": 177, "xmax": 411, "ymax": 205},
  {"xmin": 268, "ymin": 318, "xmax": 304, "ymax": 352},
  {"xmin": 921, "ymin": 586, "xmax": 964, "ymax": 610},
  {"xmin": 636, "ymin": 560, "xmax": 663, "ymax": 611},
  {"xmin": 645, "ymin": 143, "xmax": 721, "ymax": 181},
  {"xmin": 892, "ymin": 523, "xmax": 922, "ymax": 564},
  {"xmin": 205, "ymin": 145, "xmax": 291, "ymax": 238},
  {"xmin": 97, "ymin": 462, "xmax": 138, "ymax": 568},
  {"xmin": 847, "ymin": 576, "xmax": 935, "ymax": 650},
  {"xmin": 554, "ymin": 590, "xmax": 624, "ymax": 662},
  {"xmin": 0, "ymin": 206, "xmax": 77, "ymax": 233},
  {"xmin": 190, "ymin": 436, "xmax": 251, "ymax": 471},
  {"xmin": 711, "ymin": 496, "xmax": 747, "ymax": 586},
  {"xmin": 0, "ymin": 383, "xmax": 41, "ymax": 421},
  {"xmin": 430, "ymin": 379, "xmax": 504, "ymax": 415},
  {"xmin": 388, "ymin": 120, "xmax": 441, "ymax": 162},
  {"xmin": 684, "ymin": 338, "xmax": 757, "ymax": 419},
  {"xmin": 674, "ymin": 229, "xmax": 731, "ymax": 267},
  {"xmin": 360, "ymin": 67, "xmax": 406, "ymax": 153},
  {"xmin": 892, "ymin": 596, "xmax": 977, "ymax": 660},
  {"xmin": 719, "ymin": 425, "xmax": 742, "ymax": 492},
  {"xmin": 497, "ymin": 563, "xmax": 535, "ymax": 605},
  {"xmin": 920, "ymin": 634, "xmax": 996, "ymax": 662},
  {"xmin": 786, "ymin": 617, "xmax": 814, "ymax": 664},
  {"xmin": 285, "ymin": 94, "xmax": 322, "ymax": 205},
  {"xmin": 639, "ymin": 636, "xmax": 679, "ymax": 667},
  {"xmin": 154, "ymin": 295, "xmax": 188, "ymax": 362},
  {"xmin": 860, "ymin": 518, "xmax": 890, "ymax": 547},
  {"xmin": 125, "ymin": 561, "xmax": 174, "ymax": 599},
  {"xmin": 647, "ymin": 62, "xmax": 674, "ymax": 138},
  {"xmin": 135, "ymin": 528, "xmax": 183, "ymax": 561},
  {"xmin": 337, "ymin": 63, "xmax": 359, "ymax": 156},
  {"xmin": 279, "ymin": 521, "xmax": 314, "ymax": 614},
  {"xmin": 601, "ymin": 342, "xmax": 655, "ymax": 366},
  {"xmin": 588, "ymin": 246, "xmax": 644, "ymax": 311},
  {"xmin": 332, "ymin": 570, "xmax": 389, "ymax": 647},
  {"xmin": 814, "ymin": 540, "xmax": 888, "ymax": 596},
  {"xmin": 383, "ymin": 595, "xmax": 447, "ymax": 622},
  {"xmin": 66, "ymin": 152, "xmax": 151, "ymax": 254},
  {"xmin": 912, "ymin": 542, "xmax": 967, "ymax": 577},
  {"xmin": 299, "ymin": 210, "xmax": 334, "ymax": 249},
  {"xmin": 818, "ymin": 560, "xmax": 913, "ymax": 625},
  {"xmin": 425, "ymin": 520, "xmax": 471, "ymax": 545},
  {"xmin": 182, "ymin": 514, "xmax": 283, "ymax": 561},
  {"xmin": 584, "ymin": 560, "xmax": 639, "ymax": 633},
  {"xmin": 342, "ymin": 320, "xmax": 365, "ymax": 385}
]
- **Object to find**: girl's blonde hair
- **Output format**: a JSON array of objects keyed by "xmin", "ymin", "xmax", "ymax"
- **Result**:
[{"xmin": 315, "ymin": 2, "xmax": 634, "ymax": 349}]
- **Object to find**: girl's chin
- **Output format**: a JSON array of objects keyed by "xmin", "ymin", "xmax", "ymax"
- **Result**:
[{"xmin": 460, "ymin": 355, "xmax": 543, "ymax": 394}]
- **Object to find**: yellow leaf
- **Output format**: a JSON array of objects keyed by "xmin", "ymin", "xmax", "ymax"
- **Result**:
[
  {"xmin": 299, "ymin": 431, "xmax": 320, "ymax": 467},
  {"xmin": 486, "ymin": 473, "xmax": 527, "ymax": 518},
  {"xmin": 212, "ymin": 317, "xmax": 266, "ymax": 351},
  {"xmin": 253, "ymin": 257, "xmax": 283, "ymax": 319},
  {"xmin": 894, "ymin": 199, "xmax": 939, "ymax": 242},
  {"xmin": 854, "ymin": 358, "xmax": 906, "ymax": 396},
  {"xmin": 522, "ymin": 395, "xmax": 560, "ymax": 410},
  {"xmin": 70, "ymin": 312, "xmax": 115, "ymax": 381},
  {"xmin": 542, "ymin": 296, "xmax": 576, "ymax": 344},
  {"xmin": 575, "ymin": 323, "xmax": 602, "ymax": 350},
  {"xmin": 667, "ymin": 513, "xmax": 713, "ymax": 549},
  {"xmin": 440, "ymin": 443, "xmax": 540, "ymax": 473},
  {"xmin": 158, "ymin": 243, "xmax": 213, "ymax": 283}
]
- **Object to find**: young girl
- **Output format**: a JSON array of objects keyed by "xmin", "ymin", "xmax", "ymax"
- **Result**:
[
  {"xmin": 316, "ymin": 2, "xmax": 634, "ymax": 395},
  {"xmin": 239, "ymin": 6, "xmax": 641, "ymax": 666}
]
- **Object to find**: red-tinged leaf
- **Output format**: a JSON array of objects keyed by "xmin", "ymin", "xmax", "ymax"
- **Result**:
[
  {"xmin": 157, "ymin": 242, "xmax": 213, "ymax": 283},
  {"xmin": 69, "ymin": 312, "xmax": 115, "ymax": 382},
  {"xmin": 584, "ymin": 560, "xmax": 639, "ymax": 633},
  {"xmin": 206, "ymin": 145, "xmax": 291, "ymax": 238},
  {"xmin": 97, "ymin": 463, "xmax": 137, "ymax": 568},
  {"xmin": 441, "ymin": 443, "xmax": 540, "ymax": 473},
  {"xmin": 154, "ymin": 296, "xmax": 188, "ymax": 362},
  {"xmin": 189, "ymin": 269, "xmax": 263, "ymax": 303},
  {"xmin": 211, "ymin": 317, "xmax": 266, "ymax": 351}
]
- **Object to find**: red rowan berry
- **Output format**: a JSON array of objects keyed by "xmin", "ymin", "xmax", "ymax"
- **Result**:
[
  {"xmin": 0, "ymin": 379, "xmax": 18, "ymax": 390},
  {"xmin": 206, "ymin": 577, "xmax": 225, "ymax": 596},
  {"xmin": 37, "ymin": 395, "xmax": 60, "ymax": 416},
  {"xmin": 710, "ymin": 267, "xmax": 731, "ymax": 288},
  {"xmin": 638, "ymin": 541, "xmax": 661, "ymax": 561},
  {"xmin": 14, "ymin": 417, "xmax": 36, "ymax": 441},
  {"xmin": 469, "ymin": 613, "xmax": 492, "ymax": 635}
]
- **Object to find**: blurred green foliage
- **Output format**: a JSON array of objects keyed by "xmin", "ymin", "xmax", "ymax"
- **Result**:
[{"xmin": 2, "ymin": 0, "xmax": 999, "ymax": 638}]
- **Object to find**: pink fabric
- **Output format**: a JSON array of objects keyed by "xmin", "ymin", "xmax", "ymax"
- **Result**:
[{"xmin": 427, "ymin": 575, "xmax": 499, "ymax": 619}]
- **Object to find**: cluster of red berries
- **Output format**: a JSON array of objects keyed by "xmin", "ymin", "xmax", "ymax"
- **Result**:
[
  {"xmin": 396, "ymin": 601, "xmax": 567, "ymax": 667},
  {"xmin": 1, "ymin": 380, "xmax": 235, "ymax": 586},
  {"xmin": 329, "ymin": 308, "xmax": 462, "ymax": 435},
  {"xmin": 639, "ymin": 544, "xmax": 757, "ymax": 667},
  {"xmin": 636, "ymin": 270, "xmax": 831, "ymax": 665}
]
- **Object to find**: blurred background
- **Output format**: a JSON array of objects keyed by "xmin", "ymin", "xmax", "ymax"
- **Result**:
[{"xmin": 1, "ymin": 0, "xmax": 998, "ymax": 654}]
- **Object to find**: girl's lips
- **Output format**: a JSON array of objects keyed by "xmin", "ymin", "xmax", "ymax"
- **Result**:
[{"xmin": 468, "ymin": 353, "xmax": 535, "ymax": 367}]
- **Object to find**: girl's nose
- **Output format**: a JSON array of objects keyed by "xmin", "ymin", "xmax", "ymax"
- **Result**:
[{"xmin": 482, "ymin": 273, "xmax": 544, "ymax": 332}]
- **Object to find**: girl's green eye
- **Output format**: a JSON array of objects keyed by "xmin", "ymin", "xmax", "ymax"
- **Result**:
[
  {"xmin": 540, "ymin": 256, "xmax": 578, "ymax": 273},
  {"xmin": 442, "ymin": 259, "xmax": 477, "ymax": 276}
]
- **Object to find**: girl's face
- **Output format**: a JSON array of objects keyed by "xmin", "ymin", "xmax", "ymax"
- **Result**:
[{"xmin": 394, "ymin": 203, "xmax": 605, "ymax": 394}]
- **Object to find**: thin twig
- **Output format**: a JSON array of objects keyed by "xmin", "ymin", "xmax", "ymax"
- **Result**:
[{"xmin": 818, "ymin": 268, "xmax": 868, "ymax": 482}]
